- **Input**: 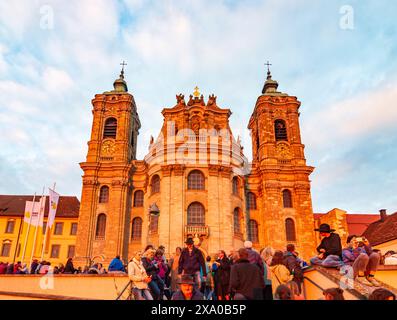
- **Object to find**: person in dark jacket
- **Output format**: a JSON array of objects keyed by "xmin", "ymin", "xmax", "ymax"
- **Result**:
[
  {"xmin": 310, "ymin": 224, "xmax": 343, "ymax": 268},
  {"xmin": 6, "ymin": 262, "xmax": 15, "ymax": 274},
  {"xmin": 178, "ymin": 238, "xmax": 207, "ymax": 290},
  {"xmin": 30, "ymin": 259, "xmax": 39, "ymax": 275},
  {"xmin": 244, "ymin": 241, "xmax": 264, "ymax": 274},
  {"xmin": 229, "ymin": 248, "xmax": 265, "ymax": 300},
  {"xmin": 142, "ymin": 249, "xmax": 165, "ymax": 300},
  {"xmin": 64, "ymin": 258, "xmax": 75, "ymax": 274},
  {"xmin": 283, "ymin": 244, "xmax": 303, "ymax": 293},
  {"xmin": 214, "ymin": 250, "xmax": 231, "ymax": 300},
  {"xmin": 35, "ymin": 261, "xmax": 45, "ymax": 274},
  {"xmin": 172, "ymin": 274, "xmax": 204, "ymax": 300}
]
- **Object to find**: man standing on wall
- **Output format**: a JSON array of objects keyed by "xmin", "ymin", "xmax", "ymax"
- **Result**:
[{"xmin": 178, "ymin": 238, "xmax": 207, "ymax": 289}]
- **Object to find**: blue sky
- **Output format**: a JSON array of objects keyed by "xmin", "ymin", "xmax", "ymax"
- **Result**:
[{"xmin": 0, "ymin": 0, "xmax": 396, "ymax": 214}]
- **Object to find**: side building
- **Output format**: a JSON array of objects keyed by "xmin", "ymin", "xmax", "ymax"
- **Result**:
[{"xmin": 0, "ymin": 195, "xmax": 80, "ymax": 267}]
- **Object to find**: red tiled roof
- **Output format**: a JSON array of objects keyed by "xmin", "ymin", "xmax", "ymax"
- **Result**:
[
  {"xmin": 314, "ymin": 213, "xmax": 380, "ymax": 236},
  {"xmin": 0, "ymin": 195, "xmax": 80, "ymax": 218},
  {"xmin": 346, "ymin": 214, "xmax": 380, "ymax": 236},
  {"xmin": 363, "ymin": 212, "xmax": 397, "ymax": 246}
]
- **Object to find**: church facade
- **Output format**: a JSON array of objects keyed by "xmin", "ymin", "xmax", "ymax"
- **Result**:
[{"xmin": 74, "ymin": 67, "xmax": 320, "ymax": 265}]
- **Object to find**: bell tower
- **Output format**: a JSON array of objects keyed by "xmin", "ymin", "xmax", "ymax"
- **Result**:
[
  {"xmin": 75, "ymin": 64, "xmax": 141, "ymax": 266},
  {"xmin": 247, "ymin": 64, "xmax": 316, "ymax": 259}
]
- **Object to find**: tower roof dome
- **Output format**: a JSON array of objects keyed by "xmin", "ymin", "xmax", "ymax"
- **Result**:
[
  {"xmin": 113, "ymin": 69, "xmax": 128, "ymax": 92},
  {"xmin": 262, "ymin": 69, "xmax": 279, "ymax": 94}
]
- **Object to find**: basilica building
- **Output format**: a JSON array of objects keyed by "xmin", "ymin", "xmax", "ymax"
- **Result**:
[{"xmin": 74, "ymin": 67, "xmax": 322, "ymax": 264}]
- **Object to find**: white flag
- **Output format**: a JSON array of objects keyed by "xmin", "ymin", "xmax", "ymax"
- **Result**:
[
  {"xmin": 24, "ymin": 197, "xmax": 45, "ymax": 227},
  {"xmin": 48, "ymin": 188, "xmax": 60, "ymax": 228}
]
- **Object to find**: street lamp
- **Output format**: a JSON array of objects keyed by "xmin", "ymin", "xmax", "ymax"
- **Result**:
[{"xmin": 149, "ymin": 203, "xmax": 160, "ymax": 216}]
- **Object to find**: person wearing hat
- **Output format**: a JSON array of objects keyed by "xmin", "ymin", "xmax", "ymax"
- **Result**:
[
  {"xmin": 310, "ymin": 224, "xmax": 343, "ymax": 267},
  {"xmin": 178, "ymin": 238, "xmax": 207, "ymax": 290},
  {"xmin": 171, "ymin": 274, "xmax": 204, "ymax": 300}
]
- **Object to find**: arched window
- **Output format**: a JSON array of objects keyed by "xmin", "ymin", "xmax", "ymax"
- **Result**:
[
  {"xmin": 188, "ymin": 170, "xmax": 205, "ymax": 190},
  {"xmin": 149, "ymin": 215, "xmax": 159, "ymax": 233},
  {"xmin": 232, "ymin": 177, "xmax": 239, "ymax": 196},
  {"xmin": 151, "ymin": 175, "xmax": 160, "ymax": 194},
  {"xmin": 99, "ymin": 186, "xmax": 109, "ymax": 203},
  {"xmin": 233, "ymin": 208, "xmax": 241, "ymax": 234},
  {"xmin": 285, "ymin": 218, "xmax": 296, "ymax": 242},
  {"xmin": 275, "ymin": 119, "xmax": 288, "ymax": 141},
  {"xmin": 282, "ymin": 189, "xmax": 293, "ymax": 208},
  {"xmin": 247, "ymin": 192, "xmax": 257, "ymax": 210},
  {"xmin": 131, "ymin": 217, "xmax": 143, "ymax": 240},
  {"xmin": 96, "ymin": 214, "xmax": 106, "ymax": 239},
  {"xmin": 133, "ymin": 190, "xmax": 144, "ymax": 207},
  {"xmin": 187, "ymin": 202, "xmax": 205, "ymax": 226},
  {"xmin": 248, "ymin": 220, "xmax": 259, "ymax": 243},
  {"xmin": 103, "ymin": 118, "xmax": 117, "ymax": 139}
]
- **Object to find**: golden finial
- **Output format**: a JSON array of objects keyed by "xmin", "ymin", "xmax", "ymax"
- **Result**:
[{"xmin": 193, "ymin": 86, "xmax": 200, "ymax": 98}]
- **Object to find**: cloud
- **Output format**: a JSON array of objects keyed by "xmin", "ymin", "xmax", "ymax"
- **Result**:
[
  {"xmin": 0, "ymin": 1, "xmax": 37, "ymax": 41},
  {"xmin": 303, "ymin": 79, "xmax": 397, "ymax": 150},
  {"xmin": 0, "ymin": 156, "xmax": 30, "ymax": 194},
  {"xmin": 42, "ymin": 67, "xmax": 74, "ymax": 92}
]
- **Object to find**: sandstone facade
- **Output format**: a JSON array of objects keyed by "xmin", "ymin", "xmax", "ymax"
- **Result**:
[{"xmin": 74, "ymin": 68, "xmax": 330, "ymax": 265}]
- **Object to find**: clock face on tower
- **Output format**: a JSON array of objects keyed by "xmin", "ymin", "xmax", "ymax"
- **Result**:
[
  {"xmin": 101, "ymin": 140, "xmax": 116, "ymax": 155},
  {"xmin": 276, "ymin": 142, "xmax": 292, "ymax": 159}
]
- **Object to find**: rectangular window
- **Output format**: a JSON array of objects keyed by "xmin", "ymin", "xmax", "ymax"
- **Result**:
[
  {"xmin": 5, "ymin": 220, "xmax": 15, "ymax": 234},
  {"xmin": 1, "ymin": 243, "xmax": 11, "ymax": 257},
  {"xmin": 70, "ymin": 223, "xmax": 78, "ymax": 235},
  {"xmin": 54, "ymin": 222, "xmax": 63, "ymax": 235},
  {"xmin": 50, "ymin": 245, "xmax": 60, "ymax": 258},
  {"xmin": 67, "ymin": 245, "xmax": 75, "ymax": 259}
]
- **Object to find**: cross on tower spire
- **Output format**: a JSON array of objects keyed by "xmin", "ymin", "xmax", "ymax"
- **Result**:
[
  {"xmin": 261, "ymin": 61, "xmax": 279, "ymax": 94},
  {"xmin": 112, "ymin": 60, "xmax": 128, "ymax": 92},
  {"xmin": 193, "ymin": 86, "xmax": 200, "ymax": 98},
  {"xmin": 265, "ymin": 60, "xmax": 272, "ymax": 79},
  {"xmin": 120, "ymin": 60, "xmax": 127, "ymax": 71},
  {"xmin": 265, "ymin": 61, "xmax": 272, "ymax": 72},
  {"xmin": 120, "ymin": 60, "xmax": 127, "ymax": 78}
]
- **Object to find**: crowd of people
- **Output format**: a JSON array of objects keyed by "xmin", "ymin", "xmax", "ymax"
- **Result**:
[
  {"xmin": 1, "ymin": 223, "xmax": 396, "ymax": 301},
  {"xmin": 0, "ymin": 257, "xmax": 107, "ymax": 275},
  {"xmin": 124, "ymin": 223, "xmax": 396, "ymax": 300}
]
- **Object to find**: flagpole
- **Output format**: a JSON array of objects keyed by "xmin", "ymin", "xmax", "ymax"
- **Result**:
[
  {"xmin": 30, "ymin": 186, "xmax": 45, "ymax": 268},
  {"xmin": 12, "ymin": 216, "xmax": 24, "ymax": 264},
  {"xmin": 40, "ymin": 182, "xmax": 56, "ymax": 261},
  {"xmin": 21, "ymin": 193, "xmax": 36, "ymax": 265}
]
